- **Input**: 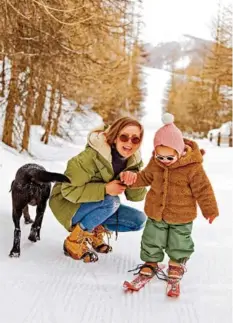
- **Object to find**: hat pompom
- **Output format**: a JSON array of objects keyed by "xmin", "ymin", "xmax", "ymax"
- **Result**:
[{"xmin": 162, "ymin": 113, "xmax": 174, "ymax": 125}]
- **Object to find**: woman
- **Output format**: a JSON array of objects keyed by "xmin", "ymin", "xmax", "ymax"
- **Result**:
[{"xmin": 49, "ymin": 117, "xmax": 147, "ymax": 263}]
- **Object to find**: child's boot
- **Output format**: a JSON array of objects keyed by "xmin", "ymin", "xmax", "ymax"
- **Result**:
[
  {"xmin": 139, "ymin": 262, "xmax": 159, "ymax": 277},
  {"xmin": 166, "ymin": 260, "xmax": 185, "ymax": 297},
  {"xmin": 63, "ymin": 224, "xmax": 98, "ymax": 262},
  {"xmin": 91, "ymin": 225, "xmax": 112, "ymax": 253}
]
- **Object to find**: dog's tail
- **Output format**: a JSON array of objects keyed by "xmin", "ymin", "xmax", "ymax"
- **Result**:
[{"xmin": 33, "ymin": 171, "xmax": 71, "ymax": 184}]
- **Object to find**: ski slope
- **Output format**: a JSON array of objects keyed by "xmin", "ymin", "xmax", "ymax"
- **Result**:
[{"xmin": 0, "ymin": 68, "xmax": 232, "ymax": 323}]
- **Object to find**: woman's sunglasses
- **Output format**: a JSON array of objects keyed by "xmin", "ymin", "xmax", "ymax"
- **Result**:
[
  {"xmin": 118, "ymin": 134, "xmax": 141, "ymax": 145},
  {"xmin": 155, "ymin": 154, "xmax": 176, "ymax": 161}
]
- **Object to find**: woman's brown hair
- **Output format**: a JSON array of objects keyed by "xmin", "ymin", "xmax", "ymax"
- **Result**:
[{"xmin": 105, "ymin": 117, "xmax": 144, "ymax": 146}]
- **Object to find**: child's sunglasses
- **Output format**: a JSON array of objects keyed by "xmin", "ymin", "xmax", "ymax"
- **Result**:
[
  {"xmin": 118, "ymin": 134, "xmax": 141, "ymax": 145},
  {"xmin": 155, "ymin": 154, "xmax": 176, "ymax": 161}
]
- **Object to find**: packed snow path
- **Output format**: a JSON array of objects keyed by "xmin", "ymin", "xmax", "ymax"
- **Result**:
[{"xmin": 0, "ymin": 132, "xmax": 232, "ymax": 323}]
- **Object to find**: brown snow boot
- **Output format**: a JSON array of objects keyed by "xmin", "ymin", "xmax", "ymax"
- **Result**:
[
  {"xmin": 91, "ymin": 225, "xmax": 112, "ymax": 253},
  {"xmin": 63, "ymin": 224, "xmax": 98, "ymax": 262}
]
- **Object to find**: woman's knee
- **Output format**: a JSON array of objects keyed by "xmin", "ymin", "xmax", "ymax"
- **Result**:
[
  {"xmin": 104, "ymin": 195, "xmax": 120, "ymax": 211},
  {"xmin": 132, "ymin": 211, "xmax": 146, "ymax": 231}
]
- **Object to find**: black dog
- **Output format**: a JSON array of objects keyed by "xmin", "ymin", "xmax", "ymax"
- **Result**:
[{"xmin": 9, "ymin": 163, "xmax": 70, "ymax": 257}]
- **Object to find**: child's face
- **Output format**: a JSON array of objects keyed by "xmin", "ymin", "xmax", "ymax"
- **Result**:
[{"xmin": 155, "ymin": 145, "xmax": 178, "ymax": 166}]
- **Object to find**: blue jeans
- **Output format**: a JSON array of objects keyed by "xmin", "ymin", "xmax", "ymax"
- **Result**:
[{"xmin": 71, "ymin": 195, "xmax": 146, "ymax": 232}]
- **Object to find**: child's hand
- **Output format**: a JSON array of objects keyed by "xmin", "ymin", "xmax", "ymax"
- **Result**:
[
  {"xmin": 206, "ymin": 215, "xmax": 216, "ymax": 224},
  {"xmin": 120, "ymin": 171, "xmax": 137, "ymax": 186}
]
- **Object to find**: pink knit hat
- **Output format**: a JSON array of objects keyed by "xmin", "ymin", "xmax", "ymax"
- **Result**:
[{"xmin": 154, "ymin": 113, "xmax": 185, "ymax": 156}]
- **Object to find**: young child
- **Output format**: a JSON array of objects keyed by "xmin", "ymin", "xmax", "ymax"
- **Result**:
[{"xmin": 120, "ymin": 113, "xmax": 219, "ymax": 297}]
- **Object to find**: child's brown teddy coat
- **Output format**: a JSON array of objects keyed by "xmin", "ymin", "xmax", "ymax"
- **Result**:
[{"xmin": 131, "ymin": 139, "xmax": 219, "ymax": 224}]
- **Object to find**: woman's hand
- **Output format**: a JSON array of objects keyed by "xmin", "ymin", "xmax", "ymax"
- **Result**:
[
  {"xmin": 105, "ymin": 180, "xmax": 126, "ymax": 196},
  {"xmin": 120, "ymin": 171, "xmax": 137, "ymax": 186}
]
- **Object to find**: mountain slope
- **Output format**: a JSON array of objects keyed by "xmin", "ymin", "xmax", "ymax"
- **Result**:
[{"xmin": 142, "ymin": 34, "xmax": 213, "ymax": 71}]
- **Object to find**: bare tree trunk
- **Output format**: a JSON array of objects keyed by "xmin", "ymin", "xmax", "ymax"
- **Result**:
[
  {"xmin": 51, "ymin": 90, "xmax": 62, "ymax": 135},
  {"xmin": 0, "ymin": 56, "xmax": 6, "ymax": 97},
  {"xmin": 41, "ymin": 83, "xmax": 56, "ymax": 144},
  {"xmin": 33, "ymin": 81, "xmax": 47, "ymax": 125},
  {"xmin": 21, "ymin": 67, "xmax": 35, "ymax": 151},
  {"xmin": 2, "ymin": 60, "xmax": 19, "ymax": 147}
]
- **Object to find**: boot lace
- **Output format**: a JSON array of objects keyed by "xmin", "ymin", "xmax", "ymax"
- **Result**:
[
  {"xmin": 128, "ymin": 264, "xmax": 168, "ymax": 281},
  {"xmin": 93, "ymin": 225, "xmax": 112, "ymax": 246}
]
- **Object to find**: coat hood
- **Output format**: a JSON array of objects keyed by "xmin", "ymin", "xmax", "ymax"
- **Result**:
[{"xmin": 174, "ymin": 139, "xmax": 204, "ymax": 167}]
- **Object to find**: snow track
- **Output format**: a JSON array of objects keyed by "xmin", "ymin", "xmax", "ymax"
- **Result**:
[{"xmin": 0, "ymin": 174, "xmax": 232, "ymax": 323}]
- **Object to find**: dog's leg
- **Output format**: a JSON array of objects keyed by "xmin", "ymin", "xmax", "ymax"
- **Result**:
[
  {"xmin": 28, "ymin": 199, "xmax": 47, "ymax": 242},
  {"xmin": 9, "ymin": 208, "xmax": 23, "ymax": 257},
  {"xmin": 23, "ymin": 205, "xmax": 34, "ymax": 224}
]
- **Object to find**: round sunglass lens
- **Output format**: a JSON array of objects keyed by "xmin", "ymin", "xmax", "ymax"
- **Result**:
[
  {"xmin": 119, "ymin": 135, "xmax": 129, "ymax": 142},
  {"xmin": 132, "ymin": 137, "xmax": 140, "ymax": 144}
]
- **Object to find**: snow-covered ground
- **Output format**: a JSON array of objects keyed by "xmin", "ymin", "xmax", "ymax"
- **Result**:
[{"xmin": 0, "ymin": 68, "xmax": 232, "ymax": 323}]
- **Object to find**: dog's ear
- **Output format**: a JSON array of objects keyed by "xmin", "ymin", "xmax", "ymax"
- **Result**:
[{"xmin": 9, "ymin": 180, "xmax": 15, "ymax": 192}]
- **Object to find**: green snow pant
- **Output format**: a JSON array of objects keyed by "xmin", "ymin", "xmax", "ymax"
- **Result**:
[{"xmin": 141, "ymin": 218, "xmax": 194, "ymax": 263}]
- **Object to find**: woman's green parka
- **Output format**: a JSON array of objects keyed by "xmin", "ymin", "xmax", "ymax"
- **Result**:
[{"xmin": 49, "ymin": 128, "xmax": 147, "ymax": 230}]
